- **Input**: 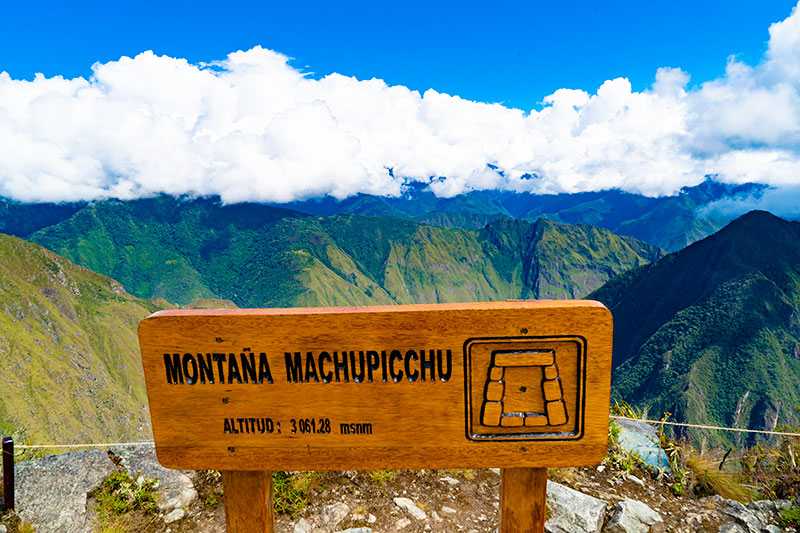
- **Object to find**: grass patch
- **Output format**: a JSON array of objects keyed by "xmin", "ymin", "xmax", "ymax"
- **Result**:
[
  {"xmin": 779, "ymin": 507, "xmax": 800, "ymax": 528},
  {"xmin": 272, "ymin": 471, "xmax": 322, "ymax": 517},
  {"xmin": 365, "ymin": 470, "xmax": 397, "ymax": 485},
  {"xmin": 94, "ymin": 470, "xmax": 158, "ymax": 521},
  {"xmin": 685, "ymin": 452, "xmax": 751, "ymax": 501}
]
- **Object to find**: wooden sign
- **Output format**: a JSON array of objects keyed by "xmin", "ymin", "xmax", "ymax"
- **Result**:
[{"xmin": 138, "ymin": 300, "xmax": 612, "ymax": 472}]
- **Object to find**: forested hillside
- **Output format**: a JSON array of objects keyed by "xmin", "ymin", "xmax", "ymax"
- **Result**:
[
  {"xmin": 28, "ymin": 195, "xmax": 663, "ymax": 307},
  {"xmin": 592, "ymin": 211, "xmax": 800, "ymax": 442}
]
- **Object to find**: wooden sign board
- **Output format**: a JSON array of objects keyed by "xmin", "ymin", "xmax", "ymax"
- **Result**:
[{"xmin": 138, "ymin": 300, "xmax": 612, "ymax": 472}]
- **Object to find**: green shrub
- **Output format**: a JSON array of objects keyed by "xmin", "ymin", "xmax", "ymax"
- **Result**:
[
  {"xmin": 779, "ymin": 507, "xmax": 800, "ymax": 528},
  {"xmin": 272, "ymin": 472, "xmax": 321, "ymax": 516},
  {"xmin": 94, "ymin": 470, "xmax": 158, "ymax": 520}
]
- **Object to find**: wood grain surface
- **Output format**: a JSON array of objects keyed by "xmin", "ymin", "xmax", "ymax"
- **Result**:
[
  {"xmin": 500, "ymin": 468, "xmax": 547, "ymax": 533},
  {"xmin": 138, "ymin": 301, "xmax": 612, "ymax": 471},
  {"xmin": 221, "ymin": 470, "xmax": 274, "ymax": 532}
]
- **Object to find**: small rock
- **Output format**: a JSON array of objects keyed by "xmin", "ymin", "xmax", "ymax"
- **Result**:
[
  {"xmin": 321, "ymin": 502, "xmax": 350, "ymax": 529},
  {"xmin": 336, "ymin": 528, "xmax": 372, "ymax": 533},
  {"xmin": 396, "ymin": 517, "xmax": 412, "ymax": 529},
  {"xmin": 368, "ymin": 513, "xmax": 377, "ymax": 523},
  {"xmin": 597, "ymin": 465, "xmax": 606, "ymax": 472},
  {"xmin": 394, "ymin": 497, "xmax": 427, "ymax": 520},
  {"xmin": 0, "ymin": 524, "xmax": 7, "ymax": 533},
  {"xmin": 718, "ymin": 522, "xmax": 747, "ymax": 533},
  {"xmin": 439, "ymin": 476, "xmax": 459, "ymax": 485},
  {"xmin": 490, "ymin": 468, "xmax": 500, "ymax": 474},
  {"xmin": 626, "ymin": 475, "xmax": 645, "ymax": 487},
  {"xmin": 685, "ymin": 511, "xmax": 709, "ymax": 527},
  {"xmin": 163, "ymin": 508, "xmax": 185, "ymax": 524},
  {"xmin": 700, "ymin": 495, "xmax": 724, "ymax": 507},
  {"xmin": 294, "ymin": 518, "xmax": 313, "ymax": 533},
  {"xmin": 546, "ymin": 481, "xmax": 606, "ymax": 533},
  {"xmin": 432, "ymin": 511, "xmax": 443, "ymax": 522},
  {"xmin": 442, "ymin": 506, "xmax": 458, "ymax": 514},
  {"xmin": 722, "ymin": 499, "xmax": 768, "ymax": 533},
  {"xmin": 604, "ymin": 498, "xmax": 663, "ymax": 533}
]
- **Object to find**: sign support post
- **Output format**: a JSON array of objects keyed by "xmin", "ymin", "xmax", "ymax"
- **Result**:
[
  {"xmin": 138, "ymin": 301, "xmax": 612, "ymax": 533},
  {"xmin": 500, "ymin": 467, "xmax": 548, "ymax": 532},
  {"xmin": 221, "ymin": 470, "xmax": 274, "ymax": 532}
]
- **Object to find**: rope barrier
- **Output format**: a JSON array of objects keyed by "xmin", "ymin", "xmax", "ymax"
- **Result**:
[
  {"xmin": 6, "ymin": 417, "xmax": 800, "ymax": 451},
  {"xmin": 610, "ymin": 415, "xmax": 800, "ymax": 438},
  {"xmin": 14, "ymin": 440, "xmax": 154, "ymax": 450}
]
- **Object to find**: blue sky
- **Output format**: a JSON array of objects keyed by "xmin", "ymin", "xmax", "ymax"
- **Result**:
[
  {"xmin": 1, "ymin": 0, "xmax": 796, "ymax": 110},
  {"xmin": 1, "ymin": 0, "xmax": 799, "ymax": 208}
]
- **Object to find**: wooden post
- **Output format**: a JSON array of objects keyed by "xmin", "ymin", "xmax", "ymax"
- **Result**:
[
  {"xmin": 500, "ymin": 467, "xmax": 548, "ymax": 533},
  {"xmin": 2, "ymin": 436, "xmax": 13, "ymax": 511},
  {"xmin": 221, "ymin": 470, "xmax": 274, "ymax": 533}
]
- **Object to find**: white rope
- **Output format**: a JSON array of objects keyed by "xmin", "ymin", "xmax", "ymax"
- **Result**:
[
  {"xmin": 610, "ymin": 415, "xmax": 800, "ymax": 437},
  {"xmin": 7, "ymin": 416, "xmax": 799, "ymax": 451},
  {"xmin": 14, "ymin": 440, "xmax": 154, "ymax": 450}
]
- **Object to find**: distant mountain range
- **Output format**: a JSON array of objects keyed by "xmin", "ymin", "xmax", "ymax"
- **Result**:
[
  {"xmin": 22, "ymin": 195, "xmax": 661, "ymax": 307},
  {"xmin": 271, "ymin": 178, "xmax": 768, "ymax": 251},
  {"xmin": 592, "ymin": 211, "xmax": 800, "ymax": 442},
  {"xmin": 1, "ymin": 177, "xmax": 767, "ymax": 252}
]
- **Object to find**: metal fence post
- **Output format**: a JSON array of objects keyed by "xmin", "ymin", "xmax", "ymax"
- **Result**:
[{"xmin": 2, "ymin": 436, "xmax": 13, "ymax": 511}]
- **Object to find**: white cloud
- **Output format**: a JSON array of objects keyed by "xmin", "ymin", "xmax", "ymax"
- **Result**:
[{"xmin": 2, "ymin": 4, "xmax": 800, "ymax": 204}]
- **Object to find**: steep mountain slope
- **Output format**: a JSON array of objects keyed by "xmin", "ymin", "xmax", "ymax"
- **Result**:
[
  {"xmin": 591, "ymin": 211, "xmax": 800, "ymax": 441},
  {"xmin": 0, "ymin": 233, "xmax": 170, "ymax": 445},
  {"xmin": 29, "ymin": 196, "xmax": 662, "ymax": 307}
]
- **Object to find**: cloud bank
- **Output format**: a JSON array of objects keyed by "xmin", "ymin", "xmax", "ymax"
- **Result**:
[{"xmin": 1, "ymin": 4, "xmax": 800, "ymax": 204}]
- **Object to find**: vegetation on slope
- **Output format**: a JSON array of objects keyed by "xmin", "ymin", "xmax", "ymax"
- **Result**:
[
  {"xmin": 277, "ymin": 178, "xmax": 768, "ymax": 251},
  {"xmin": 592, "ymin": 211, "xmax": 800, "ymax": 442},
  {"xmin": 0, "ymin": 233, "xmax": 169, "ymax": 446},
  {"xmin": 28, "ymin": 195, "xmax": 663, "ymax": 307}
]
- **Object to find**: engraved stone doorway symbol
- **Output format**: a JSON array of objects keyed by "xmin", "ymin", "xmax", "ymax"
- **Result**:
[
  {"xmin": 465, "ymin": 336, "xmax": 585, "ymax": 441},
  {"xmin": 480, "ymin": 350, "xmax": 568, "ymax": 428}
]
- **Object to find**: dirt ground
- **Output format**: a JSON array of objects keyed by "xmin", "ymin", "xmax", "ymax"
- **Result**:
[{"xmin": 0, "ymin": 461, "xmax": 785, "ymax": 532}]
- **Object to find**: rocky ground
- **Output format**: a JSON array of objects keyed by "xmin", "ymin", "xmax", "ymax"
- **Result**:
[{"xmin": 1, "ymin": 440, "xmax": 797, "ymax": 533}]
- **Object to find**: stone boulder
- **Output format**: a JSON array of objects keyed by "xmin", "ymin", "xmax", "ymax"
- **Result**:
[
  {"xmin": 604, "ymin": 498, "xmax": 663, "ymax": 533},
  {"xmin": 615, "ymin": 419, "xmax": 670, "ymax": 470},
  {"xmin": 15, "ymin": 449, "xmax": 115, "ymax": 533},
  {"xmin": 110, "ymin": 444, "xmax": 197, "ymax": 512},
  {"xmin": 546, "ymin": 480, "xmax": 607, "ymax": 533}
]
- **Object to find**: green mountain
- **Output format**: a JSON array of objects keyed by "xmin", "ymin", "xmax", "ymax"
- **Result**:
[
  {"xmin": 0, "ymin": 232, "xmax": 170, "ymax": 446},
  {"xmin": 0, "ymin": 197, "xmax": 85, "ymax": 238},
  {"xmin": 591, "ymin": 211, "xmax": 800, "ymax": 442},
  {"xmin": 278, "ymin": 178, "xmax": 767, "ymax": 251},
  {"xmin": 28, "ymin": 196, "xmax": 663, "ymax": 307},
  {"xmin": 3, "ymin": 178, "xmax": 767, "ymax": 253}
]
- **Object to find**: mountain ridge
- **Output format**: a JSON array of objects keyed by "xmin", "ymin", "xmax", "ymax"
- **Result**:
[
  {"xmin": 27, "ymin": 195, "xmax": 664, "ymax": 307},
  {"xmin": 591, "ymin": 210, "xmax": 800, "ymax": 441}
]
